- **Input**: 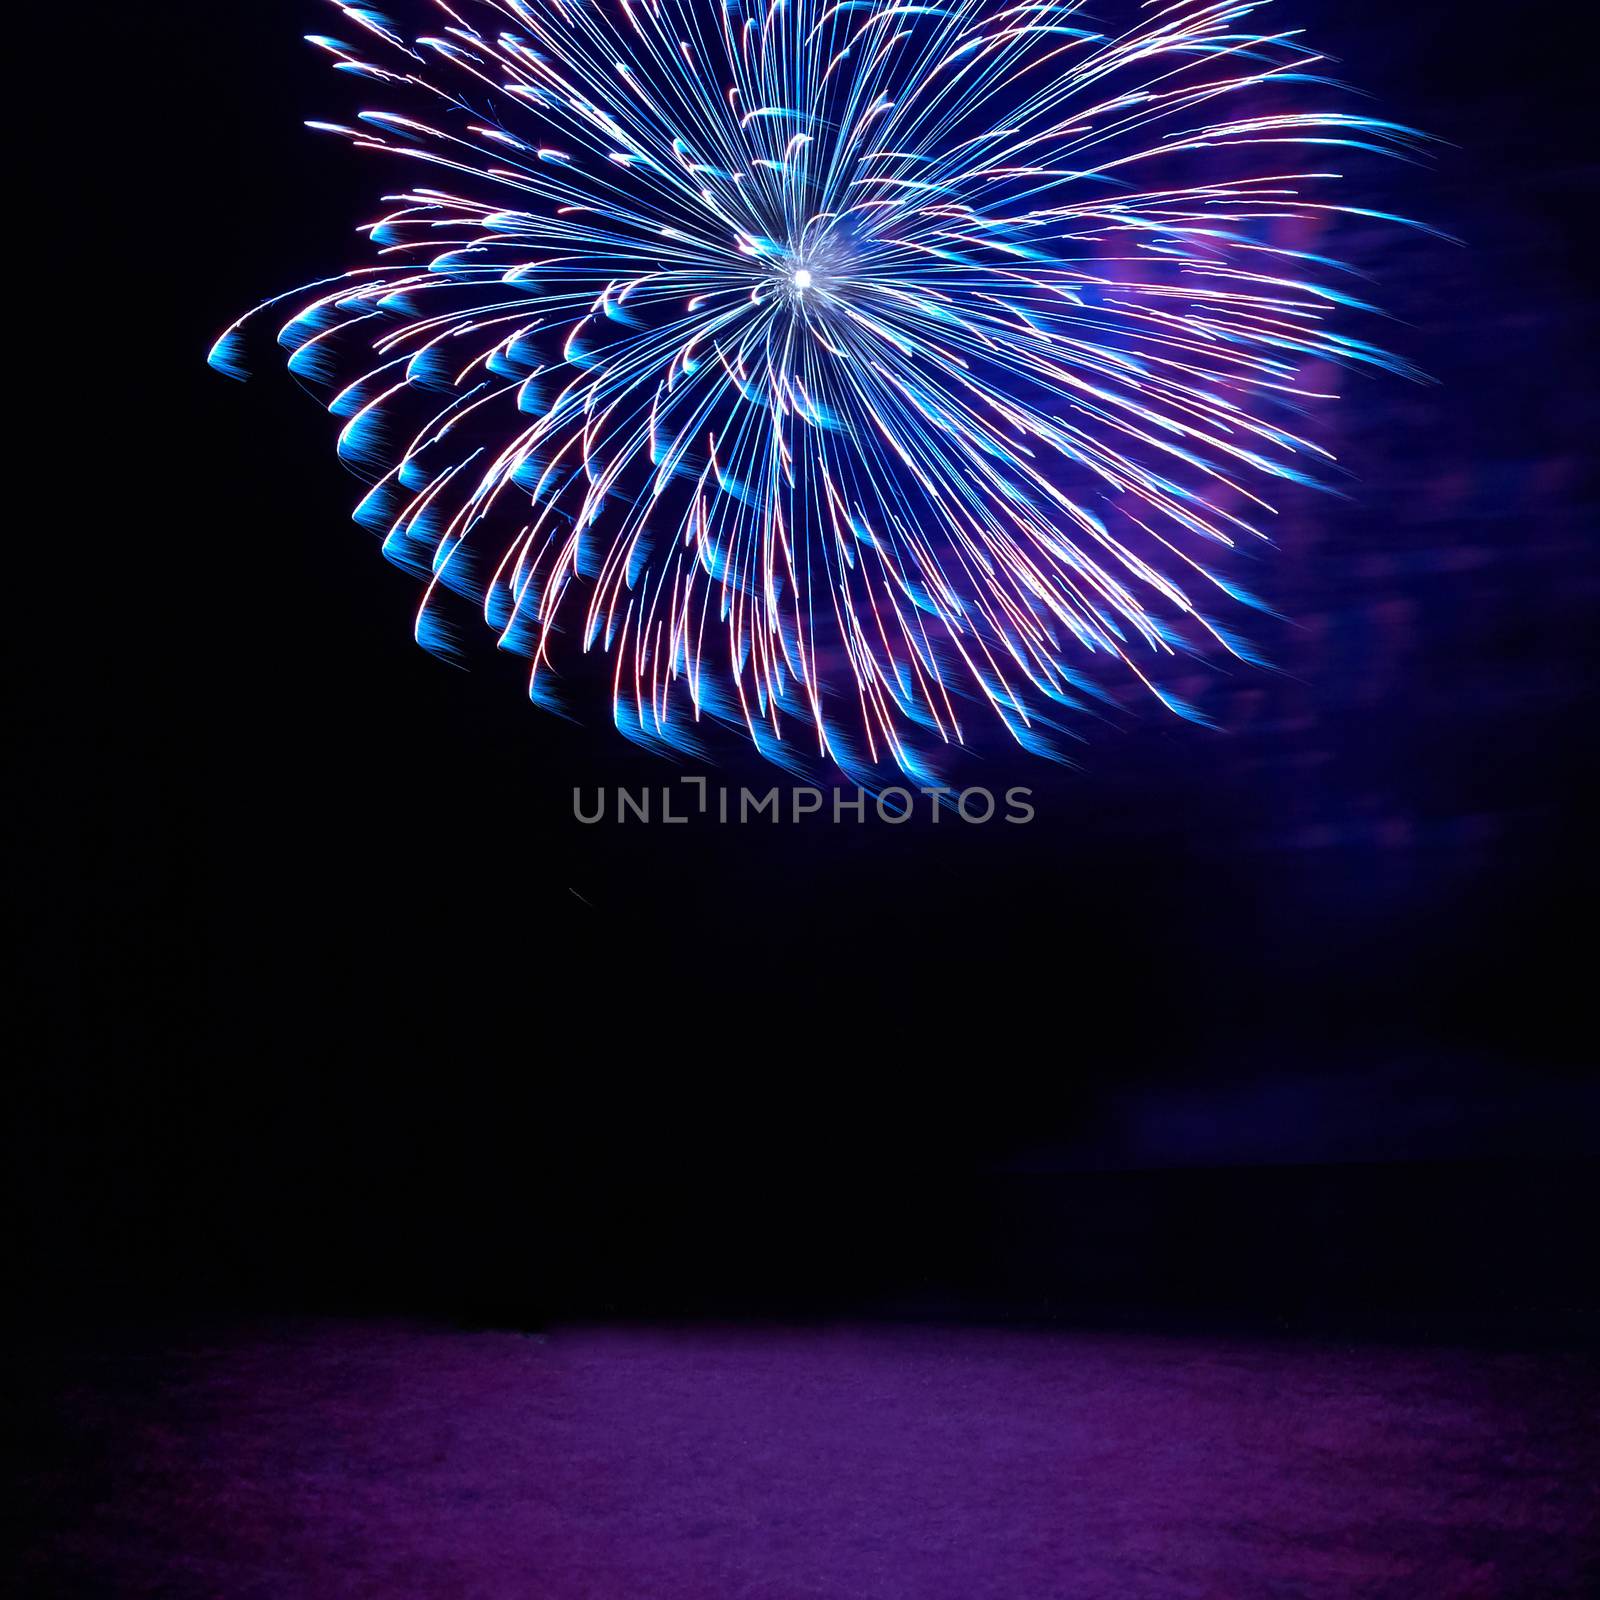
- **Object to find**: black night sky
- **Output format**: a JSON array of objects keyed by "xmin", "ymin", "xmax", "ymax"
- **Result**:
[{"xmin": 11, "ymin": 4, "xmax": 1598, "ymax": 1595}]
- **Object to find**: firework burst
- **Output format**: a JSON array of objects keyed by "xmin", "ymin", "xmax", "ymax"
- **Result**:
[{"xmin": 213, "ymin": 0, "xmax": 1430, "ymax": 780}]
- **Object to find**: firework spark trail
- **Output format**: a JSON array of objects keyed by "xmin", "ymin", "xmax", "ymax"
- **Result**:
[{"xmin": 213, "ymin": 0, "xmax": 1432, "ymax": 780}]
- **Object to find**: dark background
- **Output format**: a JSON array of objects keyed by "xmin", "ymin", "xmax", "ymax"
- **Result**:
[{"xmin": 13, "ymin": 2, "xmax": 1597, "ymax": 1334}]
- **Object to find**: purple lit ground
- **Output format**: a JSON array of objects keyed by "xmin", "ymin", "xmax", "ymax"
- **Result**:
[{"xmin": 20, "ymin": 1321, "xmax": 1597, "ymax": 1597}]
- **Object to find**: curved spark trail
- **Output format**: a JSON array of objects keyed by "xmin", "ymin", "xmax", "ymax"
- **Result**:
[{"xmin": 213, "ymin": 0, "xmax": 1431, "ymax": 780}]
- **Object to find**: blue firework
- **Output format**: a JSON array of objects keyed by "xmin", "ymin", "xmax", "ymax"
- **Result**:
[{"xmin": 213, "ymin": 0, "xmax": 1431, "ymax": 780}]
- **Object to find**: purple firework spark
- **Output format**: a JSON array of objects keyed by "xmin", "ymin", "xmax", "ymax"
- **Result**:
[{"xmin": 213, "ymin": 0, "xmax": 1432, "ymax": 781}]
